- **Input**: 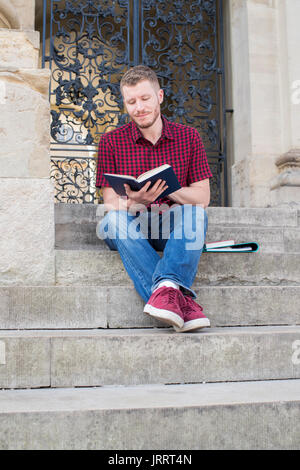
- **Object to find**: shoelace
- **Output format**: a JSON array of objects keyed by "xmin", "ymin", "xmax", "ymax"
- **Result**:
[
  {"xmin": 166, "ymin": 287, "xmax": 181, "ymax": 304},
  {"xmin": 181, "ymin": 295, "xmax": 203, "ymax": 314}
]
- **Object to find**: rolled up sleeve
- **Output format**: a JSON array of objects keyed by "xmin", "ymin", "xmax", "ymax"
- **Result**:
[
  {"xmin": 187, "ymin": 130, "xmax": 213, "ymax": 185},
  {"xmin": 96, "ymin": 135, "xmax": 116, "ymax": 188}
]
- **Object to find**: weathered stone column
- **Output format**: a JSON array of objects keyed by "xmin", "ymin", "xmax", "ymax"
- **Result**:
[
  {"xmin": 270, "ymin": 0, "xmax": 300, "ymax": 206},
  {"xmin": 0, "ymin": 1, "xmax": 55, "ymax": 285},
  {"xmin": 229, "ymin": 0, "xmax": 300, "ymax": 207},
  {"xmin": 270, "ymin": 150, "xmax": 300, "ymax": 205}
]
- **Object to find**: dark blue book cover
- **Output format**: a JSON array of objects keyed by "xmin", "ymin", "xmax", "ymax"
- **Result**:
[{"xmin": 104, "ymin": 164, "xmax": 181, "ymax": 201}]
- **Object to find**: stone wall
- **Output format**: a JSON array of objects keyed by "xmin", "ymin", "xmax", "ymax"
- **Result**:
[
  {"xmin": 0, "ymin": 1, "xmax": 55, "ymax": 285},
  {"xmin": 228, "ymin": 0, "xmax": 300, "ymax": 207},
  {"xmin": 0, "ymin": 0, "xmax": 298, "ymax": 273}
]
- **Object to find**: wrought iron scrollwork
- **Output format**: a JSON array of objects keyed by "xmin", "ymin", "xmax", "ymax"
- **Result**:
[
  {"xmin": 50, "ymin": 145, "xmax": 102, "ymax": 204},
  {"xmin": 50, "ymin": 0, "xmax": 129, "ymax": 145},
  {"xmin": 43, "ymin": 0, "xmax": 226, "ymax": 205},
  {"xmin": 141, "ymin": 0, "xmax": 220, "ymax": 153}
]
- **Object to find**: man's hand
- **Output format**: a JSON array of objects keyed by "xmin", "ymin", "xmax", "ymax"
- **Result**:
[{"xmin": 124, "ymin": 179, "xmax": 168, "ymax": 206}]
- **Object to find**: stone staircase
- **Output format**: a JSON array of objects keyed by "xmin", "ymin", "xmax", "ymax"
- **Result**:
[{"xmin": 0, "ymin": 204, "xmax": 300, "ymax": 449}]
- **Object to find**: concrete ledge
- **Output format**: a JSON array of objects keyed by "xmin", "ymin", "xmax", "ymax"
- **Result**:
[
  {"xmin": 284, "ymin": 228, "xmax": 300, "ymax": 252},
  {"xmin": 49, "ymin": 326, "xmax": 300, "ymax": 386},
  {"xmin": 0, "ymin": 326, "xmax": 300, "ymax": 388},
  {"xmin": 0, "ymin": 285, "xmax": 108, "ymax": 329},
  {"xmin": 1, "ymin": 285, "xmax": 299, "ymax": 330},
  {"xmin": 107, "ymin": 285, "xmax": 300, "ymax": 328},
  {"xmin": 55, "ymin": 204, "xmax": 299, "ymax": 252},
  {"xmin": 0, "ymin": 333, "xmax": 50, "ymax": 388},
  {"xmin": 55, "ymin": 204, "xmax": 299, "ymax": 227},
  {"xmin": 55, "ymin": 250, "xmax": 300, "ymax": 286},
  {"xmin": 0, "ymin": 379, "xmax": 300, "ymax": 449},
  {"xmin": 55, "ymin": 222, "xmax": 287, "ymax": 253}
]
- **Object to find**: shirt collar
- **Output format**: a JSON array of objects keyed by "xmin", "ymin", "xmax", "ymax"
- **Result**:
[
  {"xmin": 161, "ymin": 115, "xmax": 174, "ymax": 141},
  {"xmin": 131, "ymin": 114, "xmax": 174, "ymax": 143}
]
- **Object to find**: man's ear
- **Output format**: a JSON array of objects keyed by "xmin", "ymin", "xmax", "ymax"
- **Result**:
[{"xmin": 158, "ymin": 88, "xmax": 164, "ymax": 104}]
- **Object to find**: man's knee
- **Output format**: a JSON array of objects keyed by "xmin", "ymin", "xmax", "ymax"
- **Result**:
[
  {"xmin": 174, "ymin": 205, "xmax": 207, "ymax": 249},
  {"xmin": 170, "ymin": 204, "xmax": 207, "ymax": 226}
]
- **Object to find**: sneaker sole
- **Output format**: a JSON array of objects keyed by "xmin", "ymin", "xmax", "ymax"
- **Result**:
[
  {"xmin": 144, "ymin": 304, "xmax": 184, "ymax": 329},
  {"xmin": 174, "ymin": 317, "xmax": 210, "ymax": 333}
]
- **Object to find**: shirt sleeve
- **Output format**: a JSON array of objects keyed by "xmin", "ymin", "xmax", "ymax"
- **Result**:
[
  {"xmin": 187, "ymin": 129, "xmax": 213, "ymax": 185},
  {"xmin": 96, "ymin": 134, "xmax": 116, "ymax": 188}
]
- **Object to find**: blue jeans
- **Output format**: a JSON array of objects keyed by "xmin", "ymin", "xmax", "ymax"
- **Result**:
[{"xmin": 97, "ymin": 204, "xmax": 208, "ymax": 303}]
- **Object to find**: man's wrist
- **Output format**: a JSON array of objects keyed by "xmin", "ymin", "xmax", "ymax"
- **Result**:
[
  {"xmin": 167, "ymin": 188, "xmax": 182, "ymax": 203},
  {"xmin": 125, "ymin": 197, "xmax": 135, "ymax": 209}
]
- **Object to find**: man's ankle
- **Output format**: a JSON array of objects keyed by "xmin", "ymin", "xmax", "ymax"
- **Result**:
[{"xmin": 153, "ymin": 280, "xmax": 179, "ymax": 292}]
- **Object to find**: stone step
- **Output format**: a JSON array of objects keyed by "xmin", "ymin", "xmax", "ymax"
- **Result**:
[
  {"xmin": 55, "ymin": 204, "xmax": 300, "ymax": 253},
  {"xmin": 55, "ymin": 250, "xmax": 300, "ymax": 286},
  {"xmin": 0, "ymin": 326, "xmax": 300, "ymax": 388},
  {"xmin": 55, "ymin": 203, "xmax": 299, "ymax": 227},
  {"xmin": 0, "ymin": 285, "xmax": 299, "ymax": 329},
  {"xmin": 1, "ymin": 379, "xmax": 300, "ymax": 449},
  {"xmin": 55, "ymin": 222, "xmax": 297, "ymax": 253}
]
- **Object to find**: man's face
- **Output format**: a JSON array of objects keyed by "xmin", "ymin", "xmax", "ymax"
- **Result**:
[{"xmin": 122, "ymin": 79, "xmax": 164, "ymax": 129}]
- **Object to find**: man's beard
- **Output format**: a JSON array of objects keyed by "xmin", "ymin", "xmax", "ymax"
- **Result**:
[{"xmin": 132, "ymin": 106, "xmax": 160, "ymax": 129}]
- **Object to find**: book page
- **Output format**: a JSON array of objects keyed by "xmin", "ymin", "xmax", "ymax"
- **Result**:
[
  {"xmin": 104, "ymin": 173, "xmax": 137, "ymax": 181},
  {"xmin": 137, "ymin": 164, "xmax": 170, "ymax": 182}
]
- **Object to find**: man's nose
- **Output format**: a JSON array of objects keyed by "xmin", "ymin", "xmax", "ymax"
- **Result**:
[{"xmin": 136, "ymin": 100, "xmax": 145, "ymax": 111}]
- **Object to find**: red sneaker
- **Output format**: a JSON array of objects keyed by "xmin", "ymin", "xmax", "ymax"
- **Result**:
[
  {"xmin": 174, "ymin": 296, "xmax": 210, "ymax": 332},
  {"xmin": 144, "ymin": 287, "xmax": 185, "ymax": 329}
]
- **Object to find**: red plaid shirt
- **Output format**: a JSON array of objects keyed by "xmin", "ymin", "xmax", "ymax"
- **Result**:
[{"xmin": 96, "ymin": 115, "xmax": 213, "ymax": 207}]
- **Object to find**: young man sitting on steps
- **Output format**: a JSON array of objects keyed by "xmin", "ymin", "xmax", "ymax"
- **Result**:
[{"xmin": 96, "ymin": 65, "xmax": 213, "ymax": 333}]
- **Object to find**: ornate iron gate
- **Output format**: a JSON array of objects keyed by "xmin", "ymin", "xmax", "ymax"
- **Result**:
[{"xmin": 42, "ymin": 0, "xmax": 228, "ymax": 205}]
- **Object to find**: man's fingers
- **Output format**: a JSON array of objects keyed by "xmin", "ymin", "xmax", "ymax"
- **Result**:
[
  {"xmin": 147, "ymin": 179, "xmax": 167, "ymax": 193},
  {"xmin": 158, "ymin": 184, "xmax": 168, "ymax": 195},
  {"xmin": 125, "ymin": 179, "xmax": 168, "ymax": 205},
  {"xmin": 155, "ymin": 180, "xmax": 168, "ymax": 195},
  {"xmin": 144, "ymin": 181, "xmax": 152, "ymax": 190}
]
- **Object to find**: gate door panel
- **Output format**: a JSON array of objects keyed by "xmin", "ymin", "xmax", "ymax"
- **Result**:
[{"xmin": 42, "ymin": 0, "xmax": 227, "ymax": 205}]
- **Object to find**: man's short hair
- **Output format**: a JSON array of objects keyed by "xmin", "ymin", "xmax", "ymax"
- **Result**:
[{"xmin": 120, "ymin": 65, "xmax": 160, "ymax": 93}]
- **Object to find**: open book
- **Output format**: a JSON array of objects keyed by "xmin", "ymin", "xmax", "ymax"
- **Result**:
[
  {"xmin": 104, "ymin": 164, "xmax": 181, "ymax": 201},
  {"xmin": 203, "ymin": 240, "xmax": 259, "ymax": 252}
]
